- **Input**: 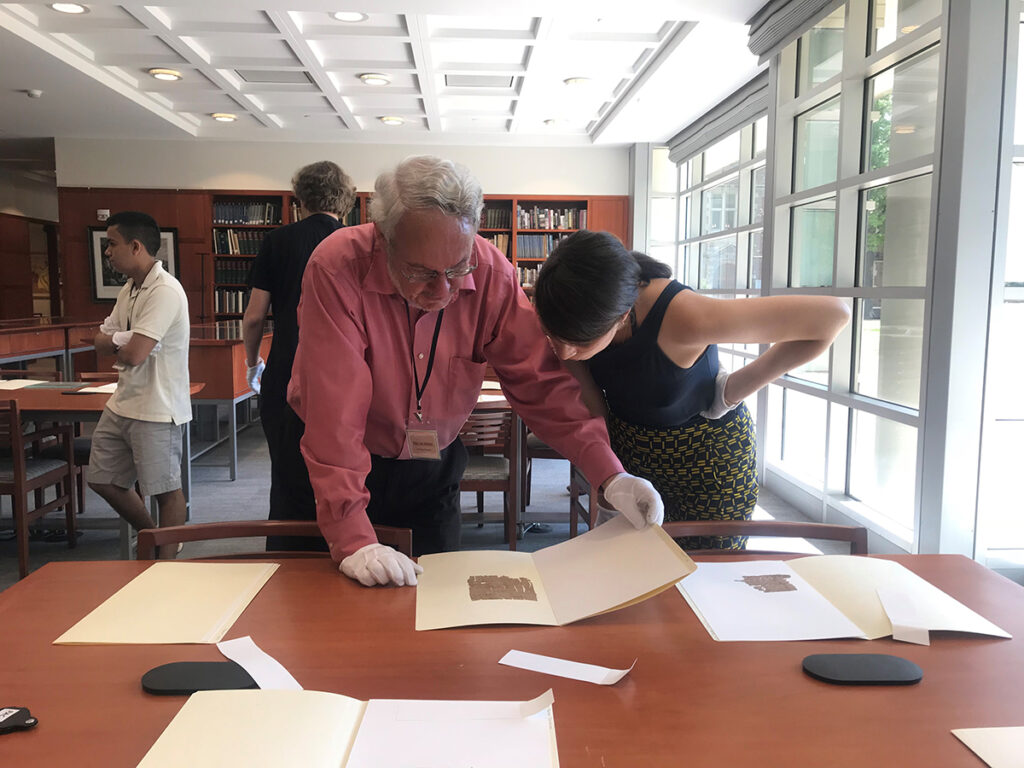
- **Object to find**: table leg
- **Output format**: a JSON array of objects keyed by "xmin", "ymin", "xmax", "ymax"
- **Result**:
[{"xmin": 228, "ymin": 400, "xmax": 238, "ymax": 481}]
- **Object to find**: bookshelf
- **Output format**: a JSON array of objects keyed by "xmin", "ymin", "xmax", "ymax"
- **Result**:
[
  {"xmin": 208, "ymin": 192, "xmax": 369, "ymax": 319},
  {"xmin": 479, "ymin": 195, "xmax": 629, "ymax": 288}
]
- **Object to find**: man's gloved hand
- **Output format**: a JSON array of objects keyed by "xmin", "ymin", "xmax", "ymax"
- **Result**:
[
  {"xmin": 602, "ymin": 473, "xmax": 664, "ymax": 528},
  {"xmin": 100, "ymin": 314, "xmax": 120, "ymax": 336},
  {"xmin": 111, "ymin": 330, "xmax": 133, "ymax": 350},
  {"xmin": 700, "ymin": 366, "xmax": 739, "ymax": 421},
  {"xmin": 340, "ymin": 543, "xmax": 423, "ymax": 587},
  {"xmin": 246, "ymin": 357, "xmax": 265, "ymax": 394}
]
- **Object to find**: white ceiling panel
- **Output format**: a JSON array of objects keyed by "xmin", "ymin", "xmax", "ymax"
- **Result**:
[{"xmin": 0, "ymin": 1, "xmax": 764, "ymax": 146}]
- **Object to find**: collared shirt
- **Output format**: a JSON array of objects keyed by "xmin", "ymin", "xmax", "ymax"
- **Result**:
[
  {"xmin": 107, "ymin": 261, "xmax": 191, "ymax": 425},
  {"xmin": 288, "ymin": 223, "xmax": 623, "ymax": 560}
]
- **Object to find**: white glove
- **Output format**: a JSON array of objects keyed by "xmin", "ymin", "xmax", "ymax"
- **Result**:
[
  {"xmin": 700, "ymin": 366, "xmax": 739, "ymax": 421},
  {"xmin": 111, "ymin": 330, "xmax": 133, "ymax": 349},
  {"xmin": 340, "ymin": 543, "xmax": 422, "ymax": 587},
  {"xmin": 602, "ymin": 473, "xmax": 664, "ymax": 528},
  {"xmin": 100, "ymin": 314, "xmax": 120, "ymax": 336},
  {"xmin": 246, "ymin": 357, "xmax": 265, "ymax": 394}
]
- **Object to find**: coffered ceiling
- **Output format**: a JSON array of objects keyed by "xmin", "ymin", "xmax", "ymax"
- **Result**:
[{"xmin": 0, "ymin": 1, "xmax": 764, "ymax": 147}]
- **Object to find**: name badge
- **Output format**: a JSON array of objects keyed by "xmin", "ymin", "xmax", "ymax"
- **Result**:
[{"xmin": 406, "ymin": 427, "xmax": 442, "ymax": 461}]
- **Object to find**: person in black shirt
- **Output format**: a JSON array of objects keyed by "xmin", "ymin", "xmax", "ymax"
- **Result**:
[{"xmin": 242, "ymin": 161, "xmax": 356, "ymax": 544}]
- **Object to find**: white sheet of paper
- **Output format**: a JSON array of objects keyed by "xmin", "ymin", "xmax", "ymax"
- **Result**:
[
  {"xmin": 78, "ymin": 382, "xmax": 118, "ymax": 393},
  {"xmin": 416, "ymin": 515, "xmax": 695, "ymax": 630},
  {"xmin": 217, "ymin": 635, "xmax": 302, "ymax": 690},
  {"xmin": 500, "ymin": 649, "xmax": 635, "ymax": 685},
  {"xmin": 952, "ymin": 727, "xmax": 1024, "ymax": 768},
  {"xmin": 476, "ymin": 393, "xmax": 506, "ymax": 402},
  {"xmin": 55, "ymin": 562, "xmax": 278, "ymax": 644},
  {"xmin": 676, "ymin": 560, "xmax": 867, "ymax": 642},
  {"xmin": 346, "ymin": 691, "xmax": 557, "ymax": 768},
  {"xmin": 0, "ymin": 379, "xmax": 48, "ymax": 389},
  {"xmin": 480, "ymin": 381, "xmax": 503, "ymax": 391},
  {"xmin": 876, "ymin": 587, "xmax": 931, "ymax": 645},
  {"xmin": 136, "ymin": 689, "xmax": 365, "ymax": 768}
]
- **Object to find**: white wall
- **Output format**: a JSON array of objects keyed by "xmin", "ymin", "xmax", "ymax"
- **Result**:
[
  {"xmin": 55, "ymin": 138, "xmax": 630, "ymax": 195},
  {"xmin": 0, "ymin": 169, "xmax": 58, "ymax": 221}
]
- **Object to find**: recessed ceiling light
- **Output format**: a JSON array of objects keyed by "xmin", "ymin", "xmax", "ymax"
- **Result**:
[
  {"xmin": 50, "ymin": 3, "xmax": 88, "ymax": 13},
  {"xmin": 211, "ymin": 113, "xmax": 237, "ymax": 122},
  {"xmin": 379, "ymin": 116, "xmax": 404, "ymax": 126},
  {"xmin": 563, "ymin": 77, "xmax": 590, "ymax": 87},
  {"xmin": 359, "ymin": 73, "xmax": 391, "ymax": 86},
  {"xmin": 147, "ymin": 68, "xmax": 182, "ymax": 82},
  {"xmin": 331, "ymin": 11, "xmax": 368, "ymax": 22}
]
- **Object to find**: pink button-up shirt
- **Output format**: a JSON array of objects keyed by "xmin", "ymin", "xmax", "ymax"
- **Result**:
[{"xmin": 288, "ymin": 223, "xmax": 623, "ymax": 560}]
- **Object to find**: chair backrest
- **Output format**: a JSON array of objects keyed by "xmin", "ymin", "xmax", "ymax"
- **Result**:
[
  {"xmin": 77, "ymin": 371, "xmax": 119, "ymax": 382},
  {"xmin": 0, "ymin": 399, "xmax": 21, "ymax": 462},
  {"xmin": 136, "ymin": 520, "xmax": 413, "ymax": 560},
  {"xmin": 661, "ymin": 520, "xmax": 868, "ymax": 555},
  {"xmin": 459, "ymin": 409, "xmax": 513, "ymax": 455}
]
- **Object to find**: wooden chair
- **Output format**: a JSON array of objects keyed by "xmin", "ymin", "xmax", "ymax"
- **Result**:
[
  {"xmin": 0, "ymin": 399, "xmax": 77, "ymax": 579},
  {"xmin": 522, "ymin": 430, "xmax": 599, "ymax": 538},
  {"xmin": 38, "ymin": 371, "xmax": 120, "ymax": 515},
  {"xmin": 458, "ymin": 408, "xmax": 519, "ymax": 548},
  {"xmin": 136, "ymin": 520, "xmax": 413, "ymax": 560},
  {"xmin": 661, "ymin": 520, "xmax": 868, "ymax": 556}
]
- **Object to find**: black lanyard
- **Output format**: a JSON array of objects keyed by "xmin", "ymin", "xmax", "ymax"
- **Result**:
[
  {"xmin": 126, "ymin": 286, "xmax": 141, "ymax": 331},
  {"xmin": 405, "ymin": 302, "xmax": 444, "ymax": 421}
]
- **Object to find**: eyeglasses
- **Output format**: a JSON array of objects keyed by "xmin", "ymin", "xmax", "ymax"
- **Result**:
[{"xmin": 392, "ymin": 253, "xmax": 478, "ymax": 284}]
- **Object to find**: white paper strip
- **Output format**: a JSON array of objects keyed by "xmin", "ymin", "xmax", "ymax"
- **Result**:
[
  {"xmin": 78, "ymin": 382, "xmax": 117, "ymax": 393},
  {"xmin": 217, "ymin": 635, "xmax": 302, "ymax": 691},
  {"xmin": 0, "ymin": 379, "xmax": 47, "ymax": 389},
  {"xmin": 500, "ymin": 649, "xmax": 635, "ymax": 685},
  {"xmin": 877, "ymin": 587, "xmax": 931, "ymax": 645}
]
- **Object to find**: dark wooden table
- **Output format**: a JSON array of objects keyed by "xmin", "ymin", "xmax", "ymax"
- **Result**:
[{"xmin": 1, "ymin": 554, "xmax": 1021, "ymax": 766}]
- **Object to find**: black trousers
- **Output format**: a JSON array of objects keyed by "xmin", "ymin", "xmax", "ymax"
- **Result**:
[
  {"xmin": 263, "ymin": 398, "xmax": 323, "ymax": 551},
  {"xmin": 265, "ymin": 402, "xmax": 467, "ymax": 557}
]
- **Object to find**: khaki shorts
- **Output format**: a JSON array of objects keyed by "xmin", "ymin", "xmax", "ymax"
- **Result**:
[{"xmin": 88, "ymin": 408, "xmax": 183, "ymax": 496}]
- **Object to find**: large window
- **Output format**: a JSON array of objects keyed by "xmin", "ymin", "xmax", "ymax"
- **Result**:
[{"xmin": 769, "ymin": 0, "xmax": 941, "ymax": 547}]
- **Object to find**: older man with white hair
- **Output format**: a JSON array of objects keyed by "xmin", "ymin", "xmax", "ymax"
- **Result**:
[{"xmin": 288, "ymin": 155, "xmax": 663, "ymax": 587}]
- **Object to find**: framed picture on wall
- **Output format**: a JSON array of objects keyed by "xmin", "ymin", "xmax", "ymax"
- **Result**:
[{"xmin": 89, "ymin": 226, "xmax": 178, "ymax": 301}]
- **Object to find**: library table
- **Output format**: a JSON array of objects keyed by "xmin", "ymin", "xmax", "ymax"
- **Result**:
[
  {"xmin": 0, "ymin": 317, "xmax": 98, "ymax": 378},
  {"xmin": 5, "ymin": 382, "xmax": 206, "ymax": 556},
  {"xmin": 1, "ymin": 554, "xmax": 1021, "ymax": 767},
  {"xmin": 188, "ymin": 322, "xmax": 272, "ymax": 480}
]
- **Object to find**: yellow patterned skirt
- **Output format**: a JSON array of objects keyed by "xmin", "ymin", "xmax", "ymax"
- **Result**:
[{"xmin": 607, "ymin": 404, "xmax": 758, "ymax": 549}]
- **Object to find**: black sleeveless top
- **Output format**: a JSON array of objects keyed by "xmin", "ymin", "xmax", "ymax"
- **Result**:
[{"xmin": 585, "ymin": 281, "xmax": 718, "ymax": 428}]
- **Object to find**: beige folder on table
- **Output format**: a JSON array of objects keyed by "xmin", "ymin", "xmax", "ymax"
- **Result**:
[
  {"xmin": 416, "ymin": 515, "xmax": 696, "ymax": 630},
  {"xmin": 136, "ymin": 688, "xmax": 559, "ymax": 768},
  {"xmin": 54, "ymin": 562, "xmax": 278, "ymax": 644}
]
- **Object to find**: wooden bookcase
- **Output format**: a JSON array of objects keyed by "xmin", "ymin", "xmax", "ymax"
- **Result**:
[
  {"xmin": 480, "ymin": 195, "xmax": 630, "ymax": 287},
  {"xmin": 208, "ymin": 191, "xmax": 368, "ymax": 319}
]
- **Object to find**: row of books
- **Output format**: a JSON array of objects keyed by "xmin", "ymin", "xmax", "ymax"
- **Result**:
[
  {"xmin": 213, "ymin": 259, "xmax": 252, "ymax": 285},
  {"xmin": 482, "ymin": 233, "xmax": 509, "ymax": 256},
  {"xmin": 517, "ymin": 265, "xmax": 541, "ymax": 286},
  {"xmin": 214, "ymin": 228, "xmax": 265, "ymax": 255},
  {"xmin": 516, "ymin": 205, "xmax": 586, "ymax": 230},
  {"xmin": 214, "ymin": 288, "xmax": 250, "ymax": 314},
  {"xmin": 213, "ymin": 201, "xmax": 282, "ymax": 226},
  {"xmin": 290, "ymin": 201, "xmax": 362, "ymax": 226},
  {"xmin": 482, "ymin": 206, "xmax": 513, "ymax": 228},
  {"xmin": 515, "ymin": 233, "xmax": 570, "ymax": 260}
]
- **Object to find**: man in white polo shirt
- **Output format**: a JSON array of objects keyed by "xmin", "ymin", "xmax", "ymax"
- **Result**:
[{"xmin": 88, "ymin": 211, "xmax": 191, "ymax": 559}]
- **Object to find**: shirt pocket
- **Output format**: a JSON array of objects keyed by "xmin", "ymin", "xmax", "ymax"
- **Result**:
[{"xmin": 446, "ymin": 356, "xmax": 486, "ymax": 422}]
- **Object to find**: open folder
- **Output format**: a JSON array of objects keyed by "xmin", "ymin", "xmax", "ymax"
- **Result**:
[
  {"xmin": 677, "ymin": 555, "xmax": 1012, "ymax": 642},
  {"xmin": 136, "ymin": 688, "xmax": 559, "ymax": 768},
  {"xmin": 54, "ymin": 562, "xmax": 278, "ymax": 644},
  {"xmin": 416, "ymin": 515, "xmax": 696, "ymax": 630}
]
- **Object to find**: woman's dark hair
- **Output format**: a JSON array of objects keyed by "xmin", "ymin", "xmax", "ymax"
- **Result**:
[{"xmin": 533, "ymin": 229, "xmax": 671, "ymax": 343}]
